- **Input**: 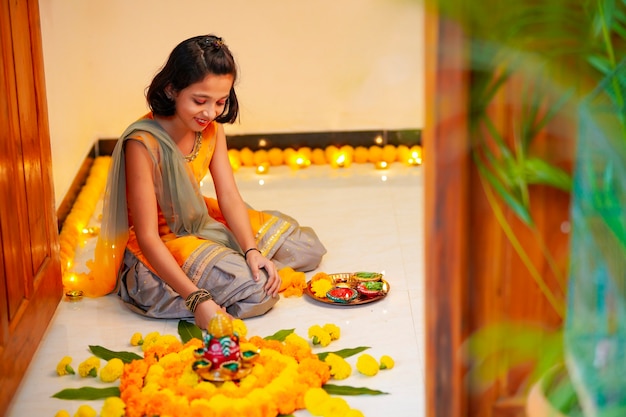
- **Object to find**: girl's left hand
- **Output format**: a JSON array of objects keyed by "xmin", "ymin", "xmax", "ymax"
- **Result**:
[{"xmin": 246, "ymin": 250, "xmax": 281, "ymax": 297}]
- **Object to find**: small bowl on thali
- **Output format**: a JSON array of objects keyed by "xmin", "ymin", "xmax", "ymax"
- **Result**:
[
  {"xmin": 326, "ymin": 287, "xmax": 359, "ymax": 304},
  {"xmin": 356, "ymin": 281, "xmax": 385, "ymax": 298},
  {"xmin": 351, "ymin": 271, "xmax": 383, "ymax": 283}
]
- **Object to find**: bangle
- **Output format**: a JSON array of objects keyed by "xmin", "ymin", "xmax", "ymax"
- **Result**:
[
  {"xmin": 185, "ymin": 289, "xmax": 213, "ymax": 313},
  {"xmin": 244, "ymin": 247, "xmax": 261, "ymax": 260}
]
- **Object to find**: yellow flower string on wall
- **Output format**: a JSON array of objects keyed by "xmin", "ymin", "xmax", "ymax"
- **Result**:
[
  {"xmin": 228, "ymin": 144, "xmax": 423, "ymax": 173},
  {"xmin": 58, "ymin": 156, "xmax": 111, "ymax": 294}
]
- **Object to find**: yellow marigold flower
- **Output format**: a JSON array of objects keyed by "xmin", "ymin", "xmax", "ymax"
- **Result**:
[
  {"xmin": 324, "ymin": 353, "xmax": 352, "ymax": 380},
  {"xmin": 100, "ymin": 397, "xmax": 125, "ymax": 417},
  {"xmin": 311, "ymin": 148, "xmax": 327, "ymax": 165},
  {"xmin": 308, "ymin": 325, "xmax": 331, "ymax": 347},
  {"xmin": 56, "ymin": 356, "xmax": 75, "ymax": 376},
  {"xmin": 322, "ymin": 323, "xmax": 340, "ymax": 341},
  {"xmin": 354, "ymin": 146, "xmax": 369, "ymax": 163},
  {"xmin": 285, "ymin": 332, "xmax": 310, "ymax": 351},
  {"xmin": 130, "ymin": 332, "xmax": 143, "ymax": 346},
  {"xmin": 78, "ymin": 356, "xmax": 101, "ymax": 378},
  {"xmin": 239, "ymin": 147, "xmax": 254, "ymax": 166},
  {"xmin": 345, "ymin": 408, "xmax": 366, "ymax": 417},
  {"xmin": 55, "ymin": 410, "xmax": 70, "ymax": 417},
  {"xmin": 381, "ymin": 144, "xmax": 397, "ymax": 163},
  {"xmin": 304, "ymin": 387, "xmax": 330, "ymax": 416},
  {"xmin": 380, "ymin": 355, "xmax": 395, "ymax": 370},
  {"xmin": 253, "ymin": 149, "xmax": 269, "ymax": 165},
  {"xmin": 319, "ymin": 396, "xmax": 350, "ymax": 417},
  {"xmin": 100, "ymin": 358, "xmax": 124, "ymax": 382},
  {"xmin": 356, "ymin": 353, "xmax": 379, "ymax": 376},
  {"xmin": 74, "ymin": 404, "xmax": 97, "ymax": 417},
  {"xmin": 310, "ymin": 278, "xmax": 333, "ymax": 298},
  {"xmin": 232, "ymin": 318, "xmax": 247, "ymax": 339},
  {"xmin": 267, "ymin": 147, "xmax": 284, "ymax": 166},
  {"xmin": 368, "ymin": 145, "xmax": 383, "ymax": 163},
  {"xmin": 141, "ymin": 331, "xmax": 160, "ymax": 351}
]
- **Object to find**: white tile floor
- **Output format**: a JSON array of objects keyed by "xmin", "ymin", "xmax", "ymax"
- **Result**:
[{"xmin": 6, "ymin": 163, "xmax": 424, "ymax": 417}]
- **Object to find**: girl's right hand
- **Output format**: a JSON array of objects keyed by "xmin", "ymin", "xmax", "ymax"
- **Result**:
[{"xmin": 194, "ymin": 299, "xmax": 232, "ymax": 330}]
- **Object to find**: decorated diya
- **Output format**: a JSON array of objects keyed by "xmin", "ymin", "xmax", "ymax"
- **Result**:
[{"xmin": 192, "ymin": 311, "xmax": 259, "ymax": 381}]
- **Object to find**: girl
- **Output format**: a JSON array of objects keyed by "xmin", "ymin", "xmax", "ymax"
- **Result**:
[{"xmin": 89, "ymin": 35, "xmax": 326, "ymax": 329}]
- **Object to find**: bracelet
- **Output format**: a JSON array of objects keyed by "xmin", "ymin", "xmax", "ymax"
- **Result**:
[
  {"xmin": 244, "ymin": 247, "xmax": 261, "ymax": 260},
  {"xmin": 184, "ymin": 289, "xmax": 213, "ymax": 313}
]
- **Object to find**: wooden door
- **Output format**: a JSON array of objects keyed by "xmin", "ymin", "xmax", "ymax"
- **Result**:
[{"xmin": 0, "ymin": 0, "xmax": 63, "ymax": 414}]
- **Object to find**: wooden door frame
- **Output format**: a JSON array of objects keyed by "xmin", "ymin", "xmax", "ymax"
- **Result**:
[{"xmin": 0, "ymin": 0, "xmax": 62, "ymax": 414}]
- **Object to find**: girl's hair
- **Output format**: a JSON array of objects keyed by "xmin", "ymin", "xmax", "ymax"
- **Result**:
[{"xmin": 147, "ymin": 34, "xmax": 239, "ymax": 123}]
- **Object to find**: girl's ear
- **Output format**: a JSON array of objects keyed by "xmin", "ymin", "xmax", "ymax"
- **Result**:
[{"xmin": 165, "ymin": 84, "xmax": 176, "ymax": 100}]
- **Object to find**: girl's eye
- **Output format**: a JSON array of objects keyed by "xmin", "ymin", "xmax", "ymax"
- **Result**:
[
  {"xmin": 194, "ymin": 99, "xmax": 207, "ymax": 105},
  {"xmin": 217, "ymin": 101, "xmax": 226, "ymax": 106}
]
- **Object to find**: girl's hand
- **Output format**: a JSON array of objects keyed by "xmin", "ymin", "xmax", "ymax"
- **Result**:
[
  {"xmin": 246, "ymin": 250, "xmax": 281, "ymax": 297},
  {"xmin": 194, "ymin": 299, "xmax": 231, "ymax": 330}
]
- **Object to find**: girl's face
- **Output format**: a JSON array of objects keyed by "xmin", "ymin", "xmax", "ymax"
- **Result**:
[{"xmin": 171, "ymin": 73, "xmax": 234, "ymax": 131}]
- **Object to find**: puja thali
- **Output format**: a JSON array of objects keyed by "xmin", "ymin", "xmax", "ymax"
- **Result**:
[{"xmin": 304, "ymin": 272, "xmax": 390, "ymax": 306}]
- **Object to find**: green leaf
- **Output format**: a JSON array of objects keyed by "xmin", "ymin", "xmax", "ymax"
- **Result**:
[
  {"xmin": 587, "ymin": 55, "xmax": 614, "ymax": 75},
  {"xmin": 178, "ymin": 320, "xmax": 203, "ymax": 344},
  {"xmin": 89, "ymin": 345, "xmax": 142, "ymax": 364},
  {"xmin": 473, "ymin": 152, "xmax": 534, "ymax": 226},
  {"xmin": 317, "ymin": 346, "xmax": 370, "ymax": 361},
  {"xmin": 523, "ymin": 157, "xmax": 572, "ymax": 191},
  {"xmin": 263, "ymin": 329, "xmax": 295, "ymax": 341},
  {"xmin": 323, "ymin": 384, "xmax": 388, "ymax": 396},
  {"xmin": 52, "ymin": 386, "xmax": 120, "ymax": 400}
]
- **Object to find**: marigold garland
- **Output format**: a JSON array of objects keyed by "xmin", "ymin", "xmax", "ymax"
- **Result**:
[
  {"xmin": 54, "ymin": 321, "xmax": 395, "ymax": 417},
  {"xmin": 119, "ymin": 332, "xmax": 331, "ymax": 417}
]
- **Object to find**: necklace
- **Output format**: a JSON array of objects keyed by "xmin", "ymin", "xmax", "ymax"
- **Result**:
[{"xmin": 184, "ymin": 131, "xmax": 203, "ymax": 162}]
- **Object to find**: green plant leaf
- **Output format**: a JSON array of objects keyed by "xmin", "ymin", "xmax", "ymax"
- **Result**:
[
  {"xmin": 263, "ymin": 329, "xmax": 295, "ymax": 341},
  {"xmin": 524, "ymin": 157, "xmax": 572, "ymax": 191},
  {"xmin": 178, "ymin": 320, "xmax": 203, "ymax": 344},
  {"xmin": 323, "ymin": 384, "xmax": 388, "ymax": 396},
  {"xmin": 463, "ymin": 322, "xmax": 563, "ymax": 392},
  {"xmin": 52, "ymin": 386, "xmax": 120, "ymax": 400},
  {"xmin": 474, "ymin": 152, "xmax": 534, "ymax": 226},
  {"xmin": 588, "ymin": 55, "xmax": 614, "ymax": 75},
  {"xmin": 88, "ymin": 345, "xmax": 142, "ymax": 364},
  {"xmin": 317, "ymin": 346, "xmax": 370, "ymax": 361}
]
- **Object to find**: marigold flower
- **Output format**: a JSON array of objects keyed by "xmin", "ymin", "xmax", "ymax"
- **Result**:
[
  {"xmin": 324, "ymin": 353, "xmax": 352, "ymax": 380},
  {"xmin": 130, "ymin": 332, "xmax": 143, "ymax": 346},
  {"xmin": 141, "ymin": 331, "xmax": 160, "ymax": 351},
  {"xmin": 54, "ymin": 410, "xmax": 70, "ymax": 417},
  {"xmin": 232, "ymin": 318, "xmax": 247, "ymax": 339},
  {"xmin": 380, "ymin": 355, "xmax": 395, "ymax": 370},
  {"xmin": 285, "ymin": 332, "xmax": 311, "ymax": 351},
  {"xmin": 311, "ymin": 278, "xmax": 333, "ymax": 298},
  {"xmin": 100, "ymin": 358, "xmax": 124, "ymax": 382},
  {"xmin": 304, "ymin": 387, "xmax": 330, "ymax": 415},
  {"xmin": 74, "ymin": 404, "xmax": 97, "ymax": 417},
  {"xmin": 345, "ymin": 409, "xmax": 366, "ymax": 417},
  {"xmin": 78, "ymin": 356, "xmax": 101, "ymax": 377},
  {"xmin": 320, "ymin": 397, "xmax": 351, "ymax": 417},
  {"xmin": 356, "ymin": 353, "xmax": 379, "ymax": 376},
  {"xmin": 100, "ymin": 397, "xmax": 126, "ymax": 417},
  {"xmin": 322, "ymin": 323, "xmax": 340, "ymax": 340},
  {"xmin": 56, "ymin": 356, "xmax": 75, "ymax": 376},
  {"xmin": 308, "ymin": 325, "xmax": 331, "ymax": 347}
]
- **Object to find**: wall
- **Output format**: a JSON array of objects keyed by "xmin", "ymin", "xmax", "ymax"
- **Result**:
[{"xmin": 38, "ymin": 0, "xmax": 424, "ymax": 206}]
